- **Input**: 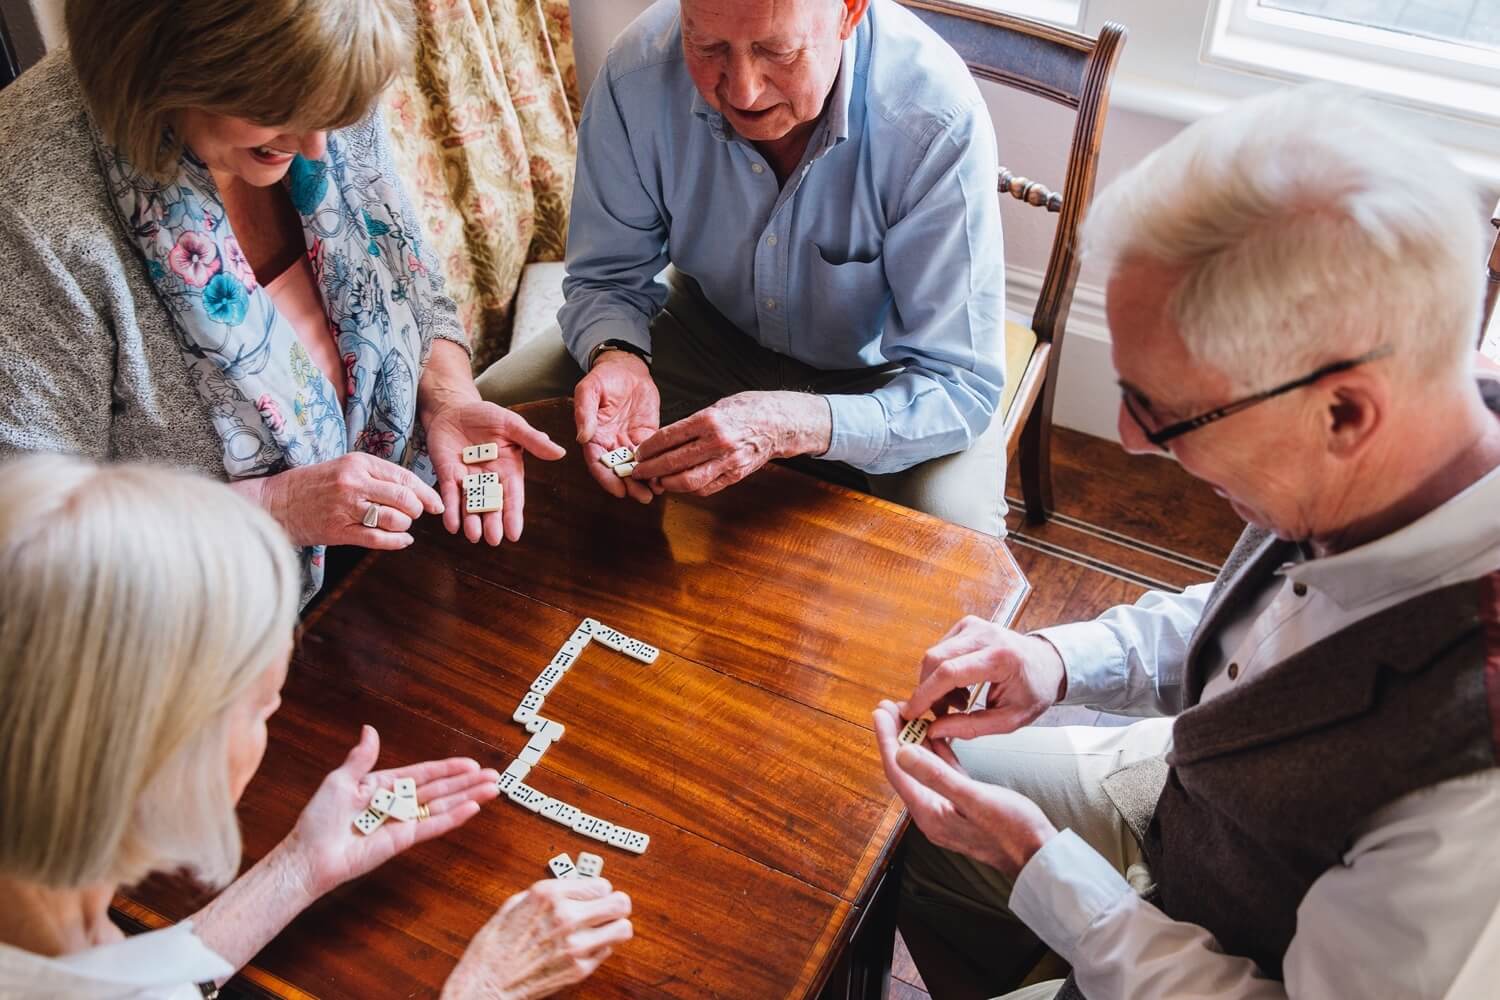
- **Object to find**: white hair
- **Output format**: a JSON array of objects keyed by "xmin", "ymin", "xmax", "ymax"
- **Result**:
[
  {"xmin": 1085, "ymin": 84, "xmax": 1487, "ymax": 392},
  {"xmin": 0, "ymin": 456, "xmax": 299, "ymax": 890}
]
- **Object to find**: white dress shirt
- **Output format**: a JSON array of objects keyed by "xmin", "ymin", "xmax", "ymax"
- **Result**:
[
  {"xmin": 0, "ymin": 921, "xmax": 230, "ymax": 999},
  {"xmin": 1011, "ymin": 460, "xmax": 1500, "ymax": 999}
]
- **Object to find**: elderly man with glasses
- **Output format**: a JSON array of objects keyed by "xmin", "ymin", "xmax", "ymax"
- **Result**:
[{"xmin": 874, "ymin": 85, "xmax": 1500, "ymax": 1000}]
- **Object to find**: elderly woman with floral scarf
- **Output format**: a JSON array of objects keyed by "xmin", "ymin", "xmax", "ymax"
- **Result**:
[{"xmin": 0, "ymin": 0, "xmax": 564, "ymax": 604}]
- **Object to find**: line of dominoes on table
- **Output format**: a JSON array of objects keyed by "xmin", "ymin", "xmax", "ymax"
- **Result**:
[
  {"xmin": 498, "ymin": 617, "xmax": 658, "ymax": 859},
  {"xmin": 356, "ymin": 442, "xmax": 663, "ymax": 881}
]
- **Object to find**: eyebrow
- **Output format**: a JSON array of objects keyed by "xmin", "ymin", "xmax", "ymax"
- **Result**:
[{"xmin": 682, "ymin": 19, "xmax": 801, "ymax": 49}]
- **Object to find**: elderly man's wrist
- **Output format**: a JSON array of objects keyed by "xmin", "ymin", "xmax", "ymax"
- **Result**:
[
  {"xmin": 590, "ymin": 348, "xmax": 651, "ymax": 378},
  {"xmin": 995, "ymin": 821, "xmax": 1059, "ymax": 880},
  {"xmin": 774, "ymin": 392, "xmax": 833, "ymax": 458},
  {"xmin": 588, "ymin": 340, "xmax": 651, "ymax": 371}
]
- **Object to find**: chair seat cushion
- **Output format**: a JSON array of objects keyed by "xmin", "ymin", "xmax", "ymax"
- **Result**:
[
  {"xmin": 1002, "ymin": 320, "xmax": 1039, "ymax": 421},
  {"xmin": 511, "ymin": 261, "xmax": 569, "ymax": 350}
]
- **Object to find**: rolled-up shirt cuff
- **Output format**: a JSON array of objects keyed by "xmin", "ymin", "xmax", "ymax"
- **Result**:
[
  {"xmin": 566, "ymin": 318, "xmax": 653, "ymax": 371},
  {"xmin": 1010, "ymin": 828, "xmax": 1135, "ymax": 965},
  {"xmin": 821, "ymin": 393, "xmax": 888, "ymax": 467},
  {"xmin": 1034, "ymin": 620, "xmax": 1129, "ymax": 707}
]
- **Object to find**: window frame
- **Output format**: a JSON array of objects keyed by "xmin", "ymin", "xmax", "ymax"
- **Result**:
[{"xmin": 1201, "ymin": 0, "xmax": 1500, "ymax": 127}]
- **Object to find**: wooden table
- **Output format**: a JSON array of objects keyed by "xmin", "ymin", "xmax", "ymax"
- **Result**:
[{"xmin": 116, "ymin": 399, "xmax": 1029, "ymax": 998}]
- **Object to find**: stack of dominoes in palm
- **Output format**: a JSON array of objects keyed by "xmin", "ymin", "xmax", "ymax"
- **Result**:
[
  {"xmin": 599, "ymin": 446, "xmax": 637, "ymax": 477},
  {"xmin": 498, "ymin": 618, "xmax": 658, "ymax": 855},
  {"xmin": 352, "ymin": 777, "xmax": 428, "ymax": 835},
  {"xmin": 462, "ymin": 442, "xmax": 501, "ymax": 513}
]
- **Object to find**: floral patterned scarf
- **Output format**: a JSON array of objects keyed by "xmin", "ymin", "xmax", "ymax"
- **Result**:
[{"xmin": 93, "ymin": 124, "xmax": 438, "ymax": 604}]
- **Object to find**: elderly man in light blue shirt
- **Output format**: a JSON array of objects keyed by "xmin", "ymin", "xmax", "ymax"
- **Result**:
[{"xmin": 477, "ymin": 0, "xmax": 1009, "ymax": 535}]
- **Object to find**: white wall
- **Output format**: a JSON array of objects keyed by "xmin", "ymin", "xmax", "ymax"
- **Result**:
[
  {"xmin": 0, "ymin": 0, "xmax": 59, "ymax": 65},
  {"xmin": 27, "ymin": 0, "xmax": 61, "ymax": 47},
  {"xmin": 570, "ymin": 0, "xmax": 1500, "ymax": 442}
]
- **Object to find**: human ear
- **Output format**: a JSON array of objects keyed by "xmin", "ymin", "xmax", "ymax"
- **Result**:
[
  {"xmin": 1324, "ymin": 380, "xmax": 1382, "ymax": 460},
  {"xmin": 840, "ymin": 0, "xmax": 871, "ymax": 39}
]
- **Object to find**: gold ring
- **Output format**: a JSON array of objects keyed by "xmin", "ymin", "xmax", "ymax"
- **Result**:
[
  {"xmin": 362, "ymin": 504, "xmax": 382, "ymax": 528},
  {"xmin": 417, "ymin": 804, "xmax": 430, "ymax": 821}
]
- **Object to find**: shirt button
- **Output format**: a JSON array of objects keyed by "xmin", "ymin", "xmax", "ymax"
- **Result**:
[
  {"xmin": 765, "ymin": 298, "xmax": 777, "ymax": 310},
  {"xmin": 1293, "ymin": 582, "xmax": 1308, "ymax": 597},
  {"xmin": 1228, "ymin": 662, "xmax": 1240, "ymax": 680},
  {"xmin": 766, "ymin": 235, "xmax": 778, "ymax": 247},
  {"xmin": 750, "ymin": 163, "xmax": 765, "ymax": 174}
]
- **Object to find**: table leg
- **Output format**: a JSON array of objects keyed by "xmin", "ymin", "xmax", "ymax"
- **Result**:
[{"xmin": 819, "ymin": 841, "xmax": 903, "ymax": 1000}]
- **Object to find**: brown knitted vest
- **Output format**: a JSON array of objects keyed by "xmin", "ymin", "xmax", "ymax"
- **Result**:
[{"xmin": 1057, "ymin": 527, "xmax": 1500, "ymax": 997}]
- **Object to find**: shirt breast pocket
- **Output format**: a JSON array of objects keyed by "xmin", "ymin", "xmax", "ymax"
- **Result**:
[{"xmin": 803, "ymin": 242, "xmax": 891, "ymax": 343}]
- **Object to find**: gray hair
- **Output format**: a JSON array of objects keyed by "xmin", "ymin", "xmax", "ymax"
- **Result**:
[
  {"xmin": 0, "ymin": 456, "xmax": 299, "ymax": 889},
  {"xmin": 1085, "ymin": 84, "xmax": 1487, "ymax": 392}
]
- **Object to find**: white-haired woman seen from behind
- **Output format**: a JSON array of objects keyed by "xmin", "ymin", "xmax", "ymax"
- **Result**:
[{"xmin": 0, "ymin": 456, "xmax": 632, "ymax": 998}]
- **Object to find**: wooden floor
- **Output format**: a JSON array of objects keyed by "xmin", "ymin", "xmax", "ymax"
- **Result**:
[{"xmin": 888, "ymin": 426, "xmax": 1244, "ymax": 999}]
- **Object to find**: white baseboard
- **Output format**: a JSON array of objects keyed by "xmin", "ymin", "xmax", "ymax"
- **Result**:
[{"xmin": 1006, "ymin": 265, "xmax": 1121, "ymax": 444}]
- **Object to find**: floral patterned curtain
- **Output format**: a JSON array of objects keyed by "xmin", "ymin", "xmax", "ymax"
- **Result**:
[{"xmin": 384, "ymin": 0, "xmax": 581, "ymax": 370}]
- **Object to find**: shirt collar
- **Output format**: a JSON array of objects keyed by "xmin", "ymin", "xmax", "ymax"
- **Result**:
[
  {"xmin": 691, "ymin": 19, "xmax": 863, "ymax": 156},
  {"xmin": 0, "ymin": 920, "xmax": 232, "ymax": 990},
  {"xmin": 1282, "ymin": 381, "xmax": 1500, "ymax": 609}
]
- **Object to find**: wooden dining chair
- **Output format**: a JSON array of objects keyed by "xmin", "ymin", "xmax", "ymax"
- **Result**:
[
  {"xmin": 1482, "ymin": 197, "xmax": 1500, "ymax": 357},
  {"xmin": 900, "ymin": 0, "xmax": 1126, "ymax": 526}
]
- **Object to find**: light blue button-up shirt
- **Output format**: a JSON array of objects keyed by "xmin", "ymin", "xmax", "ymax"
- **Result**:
[{"xmin": 558, "ymin": 0, "xmax": 1006, "ymax": 474}]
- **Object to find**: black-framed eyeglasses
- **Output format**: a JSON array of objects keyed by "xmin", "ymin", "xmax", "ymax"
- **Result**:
[{"xmin": 1121, "ymin": 346, "xmax": 1393, "ymax": 451}]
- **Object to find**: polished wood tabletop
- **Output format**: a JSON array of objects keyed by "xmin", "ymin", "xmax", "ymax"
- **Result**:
[{"xmin": 115, "ymin": 399, "xmax": 1029, "ymax": 998}]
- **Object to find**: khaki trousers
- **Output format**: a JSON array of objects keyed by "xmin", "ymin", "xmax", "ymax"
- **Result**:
[
  {"xmin": 900, "ymin": 717, "xmax": 1175, "ymax": 999},
  {"xmin": 475, "ymin": 278, "xmax": 1009, "ymax": 537}
]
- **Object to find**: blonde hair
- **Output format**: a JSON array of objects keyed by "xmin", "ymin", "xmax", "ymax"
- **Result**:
[
  {"xmin": 1085, "ymin": 85, "xmax": 1487, "ymax": 393},
  {"xmin": 0, "ymin": 456, "xmax": 299, "ymax": 890},
  {"xmin": 66, "ymin": 0, "xmax": 416, "ymax": 179}
]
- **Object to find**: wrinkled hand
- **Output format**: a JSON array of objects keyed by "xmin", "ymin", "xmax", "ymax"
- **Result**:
[
  {"xmin": 631, "ymin": 391, "xmax": 831, "ymax": 497},
  {"xmin": 900, "ymin": 616, "xmax": 1068, "ymax": 741},
  {"xmin": 873, "ymin": 702, "xmax": 1055, "ymax": 879},
  {"xmin": 426, "ymin": 401, "xmax": 567, "ymax": 545},
  {"xmin": 441, "ymin": 877, "xmax": 634, "ymax": 1000},
  {"xmin": 574, "ymin": 351, "xmax": 661, "ymax": 504},
  {"xmin": 257, "ymin": 452, "xmax": 444, "ymax": 550},
  {"xmin": 280, "ymin": 725, "xmax": 499, "ymax": 898}
]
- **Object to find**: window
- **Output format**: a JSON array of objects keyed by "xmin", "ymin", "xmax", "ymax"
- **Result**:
[
  {"xmin": 1260, "ymin": 0, "xmax": 1499, "ymax": 51},
  {"xmin": 1202, "ymin": 0, "xmax": 1500, "ymax": 125}
]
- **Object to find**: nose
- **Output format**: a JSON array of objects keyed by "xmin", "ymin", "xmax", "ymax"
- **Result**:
[
  {"xmin": 722, "ymin": 50, "xmax": 763, "ymax": 110},
  {"xmin": 1117, "ymin": 401, "xmax": 1158, "ymax": 456},
  {"xmin": 298, "ymin": 131, "xmax": 328, "ymax": 160}
]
